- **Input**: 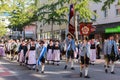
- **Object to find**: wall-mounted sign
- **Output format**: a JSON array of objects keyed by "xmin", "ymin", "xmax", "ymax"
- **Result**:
[{"xmin": 105, "ymin": 26, "xmax": 120, "ymax": 33}]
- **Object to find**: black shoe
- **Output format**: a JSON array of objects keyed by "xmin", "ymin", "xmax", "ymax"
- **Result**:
[
  {"xmin": 104, "ymin": 65, "xmax": 105, "ymax": 68},
  {"xmin": 64, "ymin": 65, "xmax": 67, "ymax": 69},
  {"xmin": 36, "ymin": 69, "xmax": 39, "ymax": 72},
  {"xmin": 71, "ymin": 67, "xmax": 75, "ymax": 70},
  {"xmin": 111, "ymin": 71, "xmax": 115, "ymax": 74},
  {"xmin": 84, "ymin": 75, "xmax": 90, "ymax": 78},
  {"xmin": 105, "ymin": 69, "xmax": 108, "ymax": 73},
  {"xmin": 57, "ymin": 64, "xmax": 59, "ymax": 66},
  {"xmin": 33, "ymin": 68, "xmax": 35, "ymax": 70},
  {"xmin": 52, "ymin": 63, "xmax": 54, "ymax": 65},
  {"xmin": 80, "ymin": 72, "xmax": 82, "ymax": 77},
  {"xmin": 41, "ymin": 71, "xmax": 44, "ymax": 74}
]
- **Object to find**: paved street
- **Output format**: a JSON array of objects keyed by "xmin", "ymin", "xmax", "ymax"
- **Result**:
[{"xmin": 0, "ymin": 57, "xmax": 120, "ymax": 80}]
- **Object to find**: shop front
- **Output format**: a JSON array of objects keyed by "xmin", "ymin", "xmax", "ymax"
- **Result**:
[{"xmin": 92, "ymin": 22, "xmax": 120, "ymax": 42}]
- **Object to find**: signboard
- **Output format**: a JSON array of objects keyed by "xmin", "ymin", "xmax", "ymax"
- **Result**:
[
  {"xmin": 80, "ymin": 22, "xmax": 92, "ymax": 35},
  {"xmin": 105, "ymin": 26, "xmax": 120, "ymax": 33}
]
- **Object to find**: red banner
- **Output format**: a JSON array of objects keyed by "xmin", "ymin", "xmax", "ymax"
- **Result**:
[
  {"xmin": 68, "ymin": 4, "xmax": 75, "ymax": 35},
  {"xmin": 80, "ymin": 22, "xmax": 92, "ymax": 35}
]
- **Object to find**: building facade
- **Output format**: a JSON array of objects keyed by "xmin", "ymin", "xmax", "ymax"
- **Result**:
[
  {"xmin": 89, "ymin": 0, "xmax": 120, "ymax": 42},
  {"xmin": 0, "ymin": 12, "xmax": 10, "ymax": 26},
  {"xmin": 37, "ymin": 0, "xmax": 120, "ymax": 41},
  {"xmin": 36, "ymin": 0, "xmax": 67, "ymax": 41}
]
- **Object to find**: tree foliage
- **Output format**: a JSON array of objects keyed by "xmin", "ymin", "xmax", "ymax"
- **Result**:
[
  {"xmin": 0, "ymin": 0, "xmax": 118, "ymax": 31},
  {"xmin": 102, "ymin": 0, "xmax": 115, "ymax": 10},
  {"xmin": 37, "ymin": 0, "xmax": 68, "ymax": 25},
  {"xmin": 38, "ymin": 0, "xmax": 102, "ymax": 24},
  {"xmin": 0, "ymin": 23, "xmax": 7, "ymax": 37},
  {"xmin": 0, "ymin": 0, "xmax": 37, "ymax": 31}
]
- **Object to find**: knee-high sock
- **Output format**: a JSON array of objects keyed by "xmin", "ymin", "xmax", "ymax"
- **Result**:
[
  {"xmin": 85, "ymin": 67, "xmax": 88, "ymax": 76},
  {"xmin": 111, "ymin": 64, "xmax": 115, "ymax": 72},
  {"xmin": 65, "ymin": 59, "xmax": 69, "ymax": 66},
  {"xmin": 71, "ymin": 59, "xmax": 74, "ymax": 67},
  {"xmin": 105, "ymin": 65, "xmax": 108, "ymax": 70},
  {"xmin": 41, "ymin": 65, "xmax": 45, "ymax": 71},
  {"xmin": 80, "ymin": 66, "xmax": 83, "ymax": 73},
  {"xmin": 57, "ymin": 61, "xmax": 59, "ymax": 64}
]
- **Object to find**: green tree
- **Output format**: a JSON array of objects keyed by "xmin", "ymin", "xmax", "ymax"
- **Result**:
[
  {"xmin": 37, "ymin": 0, "xmax": 101, "ymax": 39},
  {"xmin": 0, "ymin": 0, "xmax": 37, "ymax": 31},
  {"xmin": 0, "ymin": 23, "xmax": 7, "ymax": 37},
  {"xmin": 38, "ymin": 0, "xmax": 68, "ymax": 39},
  {"xmin": 9, "ymin": 0, "xmax": 37, "ymax": 31}
]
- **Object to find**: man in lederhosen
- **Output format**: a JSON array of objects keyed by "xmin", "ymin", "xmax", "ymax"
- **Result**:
[
  {"xmin": 36, "ymin": 40, "xmax": 47, "ymax": 73},
  {"xmin": 79, "ymin": 38, "xmax": 91, "ymax": 78},
  {"xmin": 64, "ymin": 33, "xmax": 75, "ymax": 70},
  {"xmin": 104, "ymin": 34, "xmax": 119, "ymax": 74}
]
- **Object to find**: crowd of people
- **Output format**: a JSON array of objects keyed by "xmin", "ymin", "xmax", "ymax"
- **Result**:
[{"xmin": 0, "ymin": 33, "xmax": 120, "ymax": 78}]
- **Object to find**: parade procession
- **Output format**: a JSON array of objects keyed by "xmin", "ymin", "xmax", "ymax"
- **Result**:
[{"xmin": 1, "ymin": 0, "xmax": 120, "ymax": 80}]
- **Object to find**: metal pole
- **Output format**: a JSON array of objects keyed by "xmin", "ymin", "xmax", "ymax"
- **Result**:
[{"xmin": 75, "ymin": 13, "xmax": 78, "ymax": 40}]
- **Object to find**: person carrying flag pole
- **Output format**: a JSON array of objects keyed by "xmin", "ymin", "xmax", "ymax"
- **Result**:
[
  {"xmin": 64, "ymin": 33, "xmax": 76, "ymax": 70},
  {"xmin": 36, "ymin": 40, "xmax": 47, "ymax": 73},
  {"xmin": 64, "ymin": 2, "xmax": 76, "ymax": 70}
]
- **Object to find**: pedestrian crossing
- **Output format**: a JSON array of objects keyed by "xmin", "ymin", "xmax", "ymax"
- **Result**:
[{"xmin": 0, "ymin": 65, "xmax": 13, "ymax": 77}]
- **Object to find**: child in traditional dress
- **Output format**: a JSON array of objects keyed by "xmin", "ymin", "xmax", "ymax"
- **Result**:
[
  {"xmin": 104, "ymin": 35, "xmax": 119, "ymax": 74},
  {"xmin": 18, "ymin": 40, "xmax": 28, "ymax": 65},
  {"xmin": 0, "ymin": 41, "xmax": 5, "ymax": 57},
  {"xmin": 26, "ymin": 39, "xmax": 36, "ymax": 70},
  {"xmin": 47, "ymin": 39, "xmax": 54, "ymax": 64},
  {"xmin": 64, "ymin": 33, "xmax": 75, "ymax": 70},
  {"xmin": 36, "ymin": 40, "xmax": 47, "ymax": 73},
  {"xmin": 79, "ymin": 38, "xmax": 90, "ymax": 78},
  {"xmin": 53, "ymin": 40, "xmax": 61, "ymax": 66},
  {"xmin": 90, "ymin": 39, "xmax": 97, "ymax": 65}
]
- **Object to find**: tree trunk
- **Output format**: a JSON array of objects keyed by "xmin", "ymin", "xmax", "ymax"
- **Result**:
[{"xmin": 51, "ymin": 18, "xmax": 54, "ymax": 39}]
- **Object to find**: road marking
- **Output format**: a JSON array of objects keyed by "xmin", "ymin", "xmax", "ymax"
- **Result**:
[{"xmin": 0, "ymin": 65, "xmax": 13, "ymax": 77}]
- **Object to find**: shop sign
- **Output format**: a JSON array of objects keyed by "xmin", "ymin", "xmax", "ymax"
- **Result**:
[{"xmin": 105, "ymin": 26, "xmax": 120, "ymax": 33}]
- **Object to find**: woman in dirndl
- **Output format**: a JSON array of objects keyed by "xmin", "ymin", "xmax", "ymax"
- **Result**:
[
  {"xmin": 27, "ymin": 40, "xmax": 36, "ymax": 70},
  {"xmin": 18, "ymin": 40, "xmax": 28, "ymax": 65},
  {"xmin": 90, "ymin": 39, "xmax": 97, "ymax": 64},
  {"xmin": 47, "ymin": 39, "xmax": 54, "ymax": 64},
  {"xmin": 52, "ymin": 40, "xmax": 61, "ymax": 66},
  {"xmin": 0, "ymin": 41, "xmax": 5, "ymax": 57}
]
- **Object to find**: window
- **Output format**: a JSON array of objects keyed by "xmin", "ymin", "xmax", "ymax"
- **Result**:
[
  {"xmin": 116, "ymin": 9, "xmax": 120, "ymax": 15},
  {"xmin": 104, "ymin": 9, "xmax": 108, "ymax": 18},
  {"xmin": 93, "ymin": 10, "xmax": 97, "ymax": 21}
]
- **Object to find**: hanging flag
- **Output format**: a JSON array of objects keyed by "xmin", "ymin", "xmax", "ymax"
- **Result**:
[
  {"xmin": 80, "ymin": 22, "xmax": 92, "ymax": 36},
  {"xmin": 68, "ymin": 4, "xmax": 75, "ymax": 36}
]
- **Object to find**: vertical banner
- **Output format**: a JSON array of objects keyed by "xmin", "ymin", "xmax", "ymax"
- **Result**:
[{"xmin": 68, "ymin": 4, "xmax": 75, "ymax": 36}]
